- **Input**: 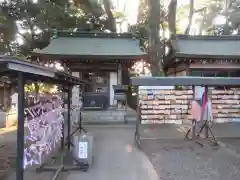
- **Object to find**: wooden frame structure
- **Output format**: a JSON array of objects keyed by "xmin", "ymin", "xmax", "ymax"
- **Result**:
[
  {"xmin": 131, "ymin": 76, "xmax": 240, "ymax": 149},
  {"xmin": 0, "ymin": 55, "xmax": 88, "ymax": 180}
]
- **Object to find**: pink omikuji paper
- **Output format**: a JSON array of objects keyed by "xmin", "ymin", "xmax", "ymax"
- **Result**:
[{"xmin": 190, "ymin": 100, "xmax": 202, "ymax": 122}]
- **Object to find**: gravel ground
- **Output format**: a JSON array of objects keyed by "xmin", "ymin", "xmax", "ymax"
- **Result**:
[
  {"xmin": 0, "ymin": 128, "xmax": 17, "ymax": 179},
  {"xmin": 0, "ymin": 128, "xmax": 66, "ymax": 180},
  {"xmin": 141, "ymin": 139, "xmax": 240, "ymax": 180},
  {"xmin": 218, "ymin": 138, "xmax": 240, "ymax": 155},
  {"xmin": 0, "ymin": 143, "xmax": 16, "ymax": 179}
]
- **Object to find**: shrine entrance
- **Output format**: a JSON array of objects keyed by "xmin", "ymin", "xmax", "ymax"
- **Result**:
[{"xmin": 82, "ymin": 71, "xmax": 110, "ymax": 109}]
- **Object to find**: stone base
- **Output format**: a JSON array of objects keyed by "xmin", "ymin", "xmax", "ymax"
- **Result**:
[
  {"xmin": 82, "ymin": 109, "xmax": 136, "ymax": 124},
  {"xmin": 5, "ymin": 110, "xmax": 17, "ymax": 128},
  {"xmin": 0, "ymin": 110, "xmax": 17, "ymax": 128},
  {"xmin": 0, "ymin": 111, "xmax": 6, "ymax": 128}
]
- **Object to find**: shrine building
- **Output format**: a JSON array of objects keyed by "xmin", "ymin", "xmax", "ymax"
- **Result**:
[
  {"xmin": 32, "ymin": 31, "xmax": 146, "ymax": 112},
  {"xmin": 165, "ymin": 35, "xmax": 240, "ymax": 77}
]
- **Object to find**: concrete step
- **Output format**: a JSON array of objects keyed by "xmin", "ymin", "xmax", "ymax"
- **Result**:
[
  {"xmin": 125, "ymin": 116, "xmax": 136, "ymax": 123},
  {"xmin": 83, "ymin": 121, "xmax": 135, "ymax": 125},
  {"xmin": 82, "ymin": 110, "xmax": 136, "ymax": 125}
]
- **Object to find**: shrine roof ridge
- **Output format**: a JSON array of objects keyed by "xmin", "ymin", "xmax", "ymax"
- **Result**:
[
  {"xmin": 33, "ymin": 31, "xmax": 146, "ymax": 59},
  {"xmin": 164, "ymin": 34, "xmax": 240, "ymax": 68},
  {"xmin": 56, "ymin": 31, "xmax": 135, "ymax": 39},
  {"xmin": 176, "ymin": 34, "xmax": 240, "ymax": 40}
]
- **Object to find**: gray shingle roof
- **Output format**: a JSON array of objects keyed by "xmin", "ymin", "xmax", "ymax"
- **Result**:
[
  {"xmin": 33, "ymin": 32, "xmax": 146, "ymax": 59},
  {"xmin": 171, "ymin": 35, "xmax": 240, "ymax": 59}
]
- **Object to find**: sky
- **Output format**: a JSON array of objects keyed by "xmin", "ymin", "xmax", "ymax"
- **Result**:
[{"xmin": 112, "ymin": 0, "xmax": 139, "ymax": 25}]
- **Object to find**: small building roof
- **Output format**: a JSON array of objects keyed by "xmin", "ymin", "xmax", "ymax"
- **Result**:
[
  {"xmin": 0, "ymin": 55, "xmax": 89, "ymax": 85},
  {"xmin": 32, "ymin": 31, "xmax": 147, "ymax": 60},
  {"xmin": 170, "ymin": 35, "xmax": 240, "ymax": 59},
  {"xmin": 164, "ymin": 35, "xmax": 240, "ymax": 68}
]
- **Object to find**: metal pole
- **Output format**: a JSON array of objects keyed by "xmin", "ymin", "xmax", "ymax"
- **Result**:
[
  {"xmin": 79, "ymin": 110, "xmax": 82, "ymax": 134},
  {"xmin": 16, "ymin": 72, "xmax": 25, "ymax": 180},
  {"xmin": 61, "ymin": 92, "xmax": 66, "ymax": 150},
  {"xmin": 192, "ymin": 85, "xmax": 196, "ymax": 139},
  {"xmin": 67, "ymin": 86, "xmax": 72, "ymax": 150},
  {"xmin": 135, "ymin": 86, "xmax": 140, "ymax": 148},
  {"xmin": 204, "ymin": 86, "xmax": 209, "ymax": 138}
]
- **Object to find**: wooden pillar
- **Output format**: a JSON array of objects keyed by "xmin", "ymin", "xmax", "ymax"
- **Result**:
[
  {"xmin": 3, "ymin": 85, "xmax": 9, "ymax": 110},
  {"xmin": 121, "ymin": 64, "xmax": 129, "ymax": 85},
  {"xmin": 117, "ymin": 64, "xmax": 122, "ymax": 85},
  {"xmin": 0, "ymin": 87, "xmax": 3, "ymax": 109},
  {"xmin": 71, "ymin": 72, "xmax": 81, "ymax": 109},
  {"xmin": 117, "ymin": 64, "xmax": 122, "ymax": 108}
]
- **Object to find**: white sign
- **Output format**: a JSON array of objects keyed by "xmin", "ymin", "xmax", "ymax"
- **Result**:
[
  {"xmin": 78, "ymin": 142, "xmax": 88, "ymax": 159},
  {"xmin": 194, "ymin": 86, "xmax": 205, "ymax": 99}
]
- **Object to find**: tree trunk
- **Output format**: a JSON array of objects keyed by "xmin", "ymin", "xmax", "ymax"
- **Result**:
[
  {"xmin": 3, "ymin": 86, "xmax": 8, "ymax": 111},
  {"xmin": 184, "ymin": 0, "xmax": 194, "ymax": 34},
  {"xmin": 148, "ymin": 0, "xmax": 163, "ymax": 76},
  {"xmin": 167, "ymin": 0, "xmax": 177, "ymax": 37},
  {"xmin": 34, "ymin": 83, "xmax": 39, "ymax": 102},
  {"xmin": 103, "ymin": 0, "xmax": 116, "ymax": 32}
]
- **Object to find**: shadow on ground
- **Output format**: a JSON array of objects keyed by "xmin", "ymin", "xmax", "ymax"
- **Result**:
[{"xmin": 140, "ymin": 123, "xmax": 240, "ymax": 180}]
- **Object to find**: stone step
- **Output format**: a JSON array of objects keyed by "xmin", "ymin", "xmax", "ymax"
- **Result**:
[
  {"xmin": 83, "ymin": 121, "xmax": 135, "ymax": 125},
  {"xmin": 125, "ymin": 113, "xmax": 137, "ymax": 117},
  {"xmin": 70, "ymin": 109, "xmax": 137, "ymax": 125},
  {"xmin": 125, "ymin": 116, "xmax": 136, "ymax": 123},
  {"xmin": 82, "ymin": 112, "xmax": 136, "ymax": 125}
]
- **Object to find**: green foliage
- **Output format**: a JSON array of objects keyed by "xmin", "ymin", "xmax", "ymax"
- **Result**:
[
  {"xmin": 129, "ymin": 0, "xmax": 186, "ymax": 76},
  {"xmin": 0, "ymin": 0, "xmax": 80, "ymax": 55},
  {"xmin": 25, "ymin": 83, "xmax": 54, "ymax": 94},
  {"xmin": 130, "ymin": 0, "xmax": 162, "ymax": 51},
  {"xmin": 0, "ymin": 0, "xmax": 116, "ymax": 56},
  {"xmin": 0, "ymin": 0, "xmax": 118, "ymax": 56},
  {"xmin": 193, "ymin": 0, "xmax": 240, "ymax": 35},
  {"xmin": 74, "ymin": 0, "xmax": 116, "ymax": 32}
]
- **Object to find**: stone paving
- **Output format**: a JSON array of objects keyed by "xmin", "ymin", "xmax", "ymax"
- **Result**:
[
  {"xmin": 66, "ymin": 125, "xmax": 159, "ymax": 180},
  {"xmin": 2, "ymin": 123, "xmax": 240, "ymax": 180},
  {"xmin": 66, "ymin": 124, "xmax": 240, "ymax": 180}
]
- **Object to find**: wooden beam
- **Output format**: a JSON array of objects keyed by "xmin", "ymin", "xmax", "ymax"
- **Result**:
[
  {"xmin": 167, "ymin": 63, "xmax": 188, "ymax": 74},
  {"xmin": 190, "ymin": 63, "xmax": 240, "ymax": 69},
  {"xmin": 67, "ymin": 64, "xmax": 118, "ymax": 71}
]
